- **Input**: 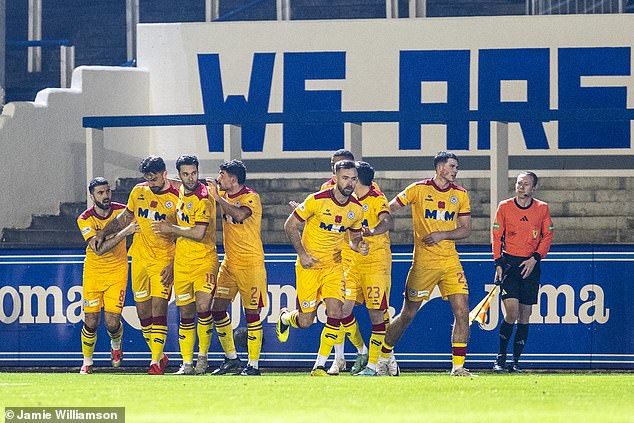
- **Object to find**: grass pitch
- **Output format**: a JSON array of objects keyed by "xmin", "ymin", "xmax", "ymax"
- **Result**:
[{"xmin": 1, "ymin": 371, "xmax": 632, "ymax": 423}]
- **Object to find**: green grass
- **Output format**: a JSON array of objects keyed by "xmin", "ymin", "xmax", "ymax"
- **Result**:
[{"xmin": 1, "ymin": 372, "xmax": 632, "ymax": 423}]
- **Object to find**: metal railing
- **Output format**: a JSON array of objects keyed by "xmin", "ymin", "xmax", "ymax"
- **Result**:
[
  {"xmin": 6, "ymin": 39, "xmax": 75, "ymax": 88},
  {"xmin": 528, "ymin": 0, "xmax": 625, "ymax": 14}
]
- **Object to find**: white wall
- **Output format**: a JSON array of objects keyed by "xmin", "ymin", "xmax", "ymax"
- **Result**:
[{"xmin": 0, "ymin": 66, "xmax": 150, "ymax": 230}]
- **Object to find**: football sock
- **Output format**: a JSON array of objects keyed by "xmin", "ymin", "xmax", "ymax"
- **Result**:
[
  {"xmin": 281, "ymin": 309, "xmax": 300, "ymax": 328},
  {"xmin": 368, "ymin": 322, "xmax": 386, "ymax": 367},
  {"xmin": 246, "ymin": 313, "xmax": 262, "ymax": 368},
  {"xmin": 197, "ymin": 311, "xmax": 213, "ymax": 356},
  {"xmin": 178, "ymin": 317, "xmax": 196, "ymax": 364},
  {"xmin": 452, "ymin": 342, "xmax": 467, "ymax": 369},
  {"xmin": 150, "ymin": 316, "xmax": 168, "ymax": 363},
  {"xmin": 498, "ymin": 320, "xmax": 515, "ymax": 362},
  {"xmin": 140, "ymin": 317, "xmax": 153, "ymax": 351},
  {"xmin": 379, "ymin": 341, "xmax": 394, "ymax": 359},
  {"xmin": 341, "ymin": 313, "xmax": 366, "ymax": 354},
  {"xmin": 213, "ymin": 311, "xmax": 237, "ymax": 360},
  {"xmin": 81, "ymin": 324, "xmax": 97, "ymax": 364},
  {"xmin": 332, "ymin": 327, "xmax": 346, "ymax": 361},
  {"xmin": 316, "ymin": 317, "xmax": 342, "ymax": 367},
  {"xmin": 513, "ymin": 323, "xmax": 529, "ymax": 363},
  {"xmin": 108, "ymin": 321, "xmax": 123, "ymax": 350}
]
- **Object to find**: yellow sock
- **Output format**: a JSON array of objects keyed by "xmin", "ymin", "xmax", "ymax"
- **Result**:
[
  {"xmin": 197, "ymin": 312, "xmax": 213, "ymax": 356},
  {"xmin": 452, "ymin": 343, "xmax": 467, "ymax": 368},
  {"xmin": 151, "ymin": 316, "xmax": 168, "ymax": 362},
  {"xmin": 140, "ymin": 317, "xmax": 153, "ymax": 351},
  {"xmin": 285, "ymin": 309, "xmax": 300, "ymax": 328},
  {"xmin": 178, "ymin": 318, "xmax": 196, "ymax": 363},
  {"xmin": 342, "ymin": 314, "xmax": 365, "ymax": 352},
  {"xmin": 247, "ymin": 318, "xmax": 263, "ymax": 364},
  {"xmin": 108, "ymin": 322, "xmax": 123, "ymax": 350},
  {"xmin": 318, "ymin": 318, "xmax": 342, "ymax": 357},
  {"xmin": 81, "ymin": 324, "xmax": 97, "ymax": 360},
  {"xmin": 368, "ymin": 323, "xmax": 386, "ymax": 365},
  {"xmin": 379, "ymin": 340, "xmax": 394, "ymax": 359},
  {"xmin": 213, "ymin": 312, "xmax": 237, "ymax": 358}
]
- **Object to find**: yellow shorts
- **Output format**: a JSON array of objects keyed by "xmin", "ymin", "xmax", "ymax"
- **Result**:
[
  {"xmin": 215, "ymin": 260, "xmax": 267, "ymax": 309},
  {"xmin": 405, "ymin": 261, "xmax": 468, "ymax": 302},
  {"xmin": 82, "ymin": 274, "xmax": 127, "ymax": 314},
  {"xmin": 296, "ymin": 263, "xmax": 345, "ymax": 313},
  {"xmin": 174, "ymin": 255, "xmax": 219, "ymax": 306},
  {"xmin": 345, "ymin": 267, "xmax": 391, "ymax": 309},
  {"xmin": 131, "ymin": 258, "xmax": 172, "ymax": 302}
]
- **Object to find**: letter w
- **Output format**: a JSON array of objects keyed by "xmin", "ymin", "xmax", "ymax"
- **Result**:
[{"xmin": 198, "ymin": 53, "xmax": 275, "ymax": 152}]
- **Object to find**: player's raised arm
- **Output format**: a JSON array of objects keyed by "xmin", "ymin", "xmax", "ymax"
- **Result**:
[
  {"xmin": 90, "ymin": 222, "xmax": 139, "ymax": 256},
  {"xmin": 94, "ymin": 208, "xmax": 134, "ymax": 248},
  {"xmin": 206, "ymin": 177, "xmax": 252, "ymax": 223},
  {"xmin": 362, "ymin": 212, "xmax": 393, "ymax": 237}
]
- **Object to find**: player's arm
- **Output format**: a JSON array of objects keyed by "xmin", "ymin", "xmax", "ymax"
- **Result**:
[
  {"xmin": 167, "ymin": 177, "xmax": 183, "ymax": 189},
  {"xmin": 88, "ymin": 222, "xmax": 139, "ymax": 256},
  {"xmin": 94, "ymin": 209, "xmax": 134, "ymax": 248},
  {"xmin": 348, "ymin": 229, "xmax": 369, "ymax": 256},
  {"xmin": 422, "ymin": 214, "xmax": 472, "ymax": 246},
  {"xmin": 362, "ymin": 212, "xmax": 393, "ymax": 237},
  {"xmin": 206, "ymin": 178, "xmax": 252, "ymax": 222},
  {"xmin": 151, "ymin": 221, "xmax": 207, "ymax": 241},
  {"xmin": 389, "ymin": 197, "xmax": 405, "ymax": 213},
  {"xmin": 284, "ymin": 212, "xmax": 318, "ymax": 269}
]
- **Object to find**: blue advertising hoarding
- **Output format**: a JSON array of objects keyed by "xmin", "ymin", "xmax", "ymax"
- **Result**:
[{"xmin": 0, "ymin": 245, "xmax": 632, "ymax": 370}]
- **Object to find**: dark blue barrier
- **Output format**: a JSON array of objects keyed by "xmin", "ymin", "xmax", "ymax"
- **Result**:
[{"xmin": 0, "ymin": 245, "xmax": 632, "ymax": 369}]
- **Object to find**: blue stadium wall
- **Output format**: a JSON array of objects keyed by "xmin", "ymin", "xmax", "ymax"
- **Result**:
[{"xmin": 1, "ymin": 245, "xmax": 632, "ymax": 370}]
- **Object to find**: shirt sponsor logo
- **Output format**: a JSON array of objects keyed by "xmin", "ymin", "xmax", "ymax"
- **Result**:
[
  {"xmin": 319, "ymin": 222, "xmax": 346, "ymax": 233},
  {"xmin": 424, "ymin": 209, "xmax": 456, "ymax": 221}
]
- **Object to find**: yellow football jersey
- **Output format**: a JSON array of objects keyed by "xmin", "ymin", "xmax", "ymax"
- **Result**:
[
  {"xmin": 126, "ymin": 183, "xmax": 179, "ymax": 262},
  {"xmin": 396, "ymin": 179, "xmax": 471, "ymax": 267},
  {"xmin": 294, "ymin": 188, "xmax": 364, "ymax": 269},
  {"xmin": 77, "ymin": 202, "xmax": 128, "ymax": 280},
  {"xmin": 175, "ymin": 183, "xmax": 217, "ymax": 261},
  {"xmin": 352, "ymin": 186, "xmax": 391, "ymax": 270},
  {"xmin": 220, "ymin": 185, "xmax": 265, "ymax": 267}
]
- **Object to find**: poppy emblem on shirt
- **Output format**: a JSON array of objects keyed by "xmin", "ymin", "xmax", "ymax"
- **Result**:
[
  {"xmin": 335, "ymin": 215, "xmax": 342, "ymax": 223},
  {"xmin": 438, "ymin": 201, "xmax": 445, "ymax": 209},
  {"xmin": 150, "ymin": 201, "xmax": 158, "ymax": 208}
]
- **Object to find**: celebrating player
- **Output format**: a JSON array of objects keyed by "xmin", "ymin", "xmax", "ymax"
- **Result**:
[
  {"xmin": 152, "ymin": 155, "xmax": 218, "ymax": 375},
  {"xmin": 76, "ymin": 177, "xmax": 138, "ymax": 374},
  {"xmin": 378, "ymin": 151, "xmax": 474, "ymax": 376},
  {"xmin": 277, "ymin": 160, "xmax": 369, "ymax": 376},
  {"xmin": 97, "ymin": 156, "xmax": 179, "ymax": 375},
  {"xmin": 206, "ymin": 160, "xmax": 267, "ymax": 376},
  {"xmin": 492, "ymin": 171, "xmax": 553, "ymax": 373}
]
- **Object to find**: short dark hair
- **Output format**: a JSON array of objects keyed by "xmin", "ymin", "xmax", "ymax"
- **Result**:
[
  {"xmin": 176, "ymin": 154, "xmax": 199, "ymax": 172},
  {"xmin": 433, "ymin": 151, "xmax": 459, "ymax": 169},
  {"xmin": 332, "ymin": 149, "xmax": 355, "ymax": 161},
  {"xmin": 519, "ymin": 171, "xmax": 538, "ymax": 187},
  {"xmin": 334, "ymin": 159, "xmax": 357, "ymax": 173},
  {"xmin": 139, "ymin": 155, "xmax": 166, "ymax": 174},
  {"xmin": 219, "ymin": 159, "xmax": 246, "ymax": 185},
  {"xmin": 88, "ymin": 177, "xmax": 109, "ymax": 195},
  {"xmin": 356, "ymin": 161, "xmax": 375, "ymax": 186}
]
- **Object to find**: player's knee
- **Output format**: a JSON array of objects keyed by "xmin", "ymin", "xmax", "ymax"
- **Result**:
[
  {"xmin": 84, "ymin": 313, "xmax": 100, "ymax": 330},
  {"xmin": 297, "ymin": 312, "xmax": 314, "ymax": 329}
]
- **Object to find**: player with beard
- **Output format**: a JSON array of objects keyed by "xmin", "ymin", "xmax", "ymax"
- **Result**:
[
  {"xmin": 77, "ymin": 177, "xmax": 138, "ymax": 374},
  {"xmin": 152, "ymin": 155, "xmax": 218, "ymax": 375},
  {"xmin": 277, "ymin": 160, "xmax": 369, "ymax": 376},
  {"xmin": 96, "ymin": 156, "xmax": 179, "ymax": 375}
]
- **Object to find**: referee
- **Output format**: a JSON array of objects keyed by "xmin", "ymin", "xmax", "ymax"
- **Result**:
[{"xmin": 492, "ymin": 171, "xmax": 554, "ymax": 373}]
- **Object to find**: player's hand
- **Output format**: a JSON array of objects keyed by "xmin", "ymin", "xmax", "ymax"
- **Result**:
[
  {"xmin": 206, "ymin": 177, "xmax": 221, "ymax": 200},
  {"xmin": 160, "ymin": 262, "xmax": 174, "ymax": 287},
  {"xmin": 123, "ymin": 222, "xmax": 140, "ymax": 237},
  {"xmin": 494, "ymin": 266, "xmax": 504, "ymax": 285},
  {"xmin": 357, "ymin": 239, "xmax": 369, "ymax": 256},
  {"xmin": 422, "ymin": 231, "xmax": 445, "ymax": 246},
  {"xmin": 299, "ymin": 253, "xmax": 319, "ymax": 269},
  {"xmin": 151, "ymin": 221, "xmax": 172, "ymax": 235},
  {"xmin": 94, "ymin": 230, "xmax": 106, "ymax": 249},
  {"xmin": 288, "ymin": 200, "xmax": 300, "ymax": 211},
  {"xmin": 519, "ymin": 257, "xmax": 537, "ymax": 279},
  {"xmin": 361, "ymin": 226, "xmax": 375, "ymax": 237}
]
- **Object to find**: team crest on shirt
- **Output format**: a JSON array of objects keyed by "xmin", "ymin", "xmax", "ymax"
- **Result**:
[
  {"xmin": 363, "ymin": 204, "xmax": 369, "ymax": 212},
  {"xmin": 299, "ymin": 203, "xmax": 306, "ymax": 211},
  {"xmin": 234, "ymin": 201, "xmax": 240, "ymax": 207},
  {"xmin": 450, "ymin": 196, "xmax": 458, "ymax": 204},
  {"xmin": 301, "ymin": 301, "xmax": 310, "ymax": 309},
  {"xmin": 348, "ymin": 211, "xmax": 355, "ymax": 219},
  {"xmin": 187, "ymin": 202, "xmax": 193, "ymax": 209},
  {"xmin": 165, "ymin": 201, "xmax": 174, "ymax": 209},
  {"xmin": 532, "ymin": 229, "xmax": 539, "ymax": 238}
]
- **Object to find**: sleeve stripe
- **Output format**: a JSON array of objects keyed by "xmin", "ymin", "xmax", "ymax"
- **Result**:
[
  {"xmin": 293, "ymin": 210, "xmax": 305, "ymax": 222},
  {"xmin": 458, "ymin": 212, "xmax": 471, "ymax": 216},
  {"xmin": 395, "ymin": 196, "xmax": 406, "ymax": 207}
]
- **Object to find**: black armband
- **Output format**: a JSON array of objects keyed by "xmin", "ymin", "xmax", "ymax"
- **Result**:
[{"xmin": 531, "ymin": 252, "xmax": 542, "ymax": 262}]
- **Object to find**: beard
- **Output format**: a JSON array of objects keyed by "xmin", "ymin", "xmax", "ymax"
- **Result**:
[
  {"xmin": 94, "ymin": 199, "xmax": 111, "ymax": 211},
  {"xmin": 338, "ymin": 186, "xmax": 354, "ymax": 197},
  {"xmin": 184, "ymin": 181, "xmax": 199, "ymax": 192},
  {"xmin": 149, "ymin": 186, "xmax": 162, "ymax": 194}
]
